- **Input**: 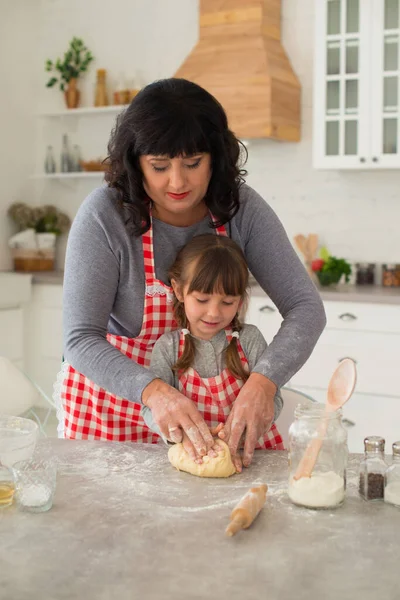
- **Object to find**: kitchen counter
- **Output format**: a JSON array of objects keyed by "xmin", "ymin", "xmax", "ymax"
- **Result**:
[
  {"xmin": 250, "ymin": 281, "xmax": 400, "ymax": 305},
  {"xmin": 1, "ymin": 440, "xmax": 397, "ymax": 600},
  {"xmin": 6, "ymin": 269, "xmax": 400, "ymax": 305}
]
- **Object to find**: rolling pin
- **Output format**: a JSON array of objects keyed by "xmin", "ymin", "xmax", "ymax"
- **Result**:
[{"xmin": 225, "ymin": 484, "xmax": 268, "ymax": 537}]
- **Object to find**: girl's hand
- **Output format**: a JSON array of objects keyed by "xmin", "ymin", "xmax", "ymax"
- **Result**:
[
  {"xmin": 219, "ymin": 373, "xmax": 276, "ymax": 472},
  {"xmin": 142, "ymin": 379, "xmax": 214, "ymax": 456}
]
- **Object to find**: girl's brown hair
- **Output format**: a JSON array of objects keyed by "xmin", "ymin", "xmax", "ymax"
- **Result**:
[{"xmin": 169, "ymin": 234, "xmax": 249, "ymax": 381}]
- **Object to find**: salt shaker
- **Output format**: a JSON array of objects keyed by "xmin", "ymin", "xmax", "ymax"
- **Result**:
[
  {"xmin": 384, "ymin": 441, "xmax": 400, "ymax": 507},
  {"xmin": 359, "ymin": 436, "xmax": 387, "ymax": 501}
]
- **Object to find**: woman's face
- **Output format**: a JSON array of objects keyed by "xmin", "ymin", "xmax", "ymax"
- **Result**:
[{"xmin": 139, "ymin": 153, "xmax": 212, "ymax": 226}]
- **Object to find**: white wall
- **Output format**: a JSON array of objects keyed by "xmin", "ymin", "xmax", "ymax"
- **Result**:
[
  {"xmin": 2, "ymin": 0, "xmax": 399, "ymax": 270},
  {"xmin": 0, "ymin": 1, "xmax": 40, "ymax": 270}
]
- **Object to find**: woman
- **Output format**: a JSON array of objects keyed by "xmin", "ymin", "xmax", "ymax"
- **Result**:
[{"xmin": 60, "ymin": 78, "xmax": 326, "ymax": 471}]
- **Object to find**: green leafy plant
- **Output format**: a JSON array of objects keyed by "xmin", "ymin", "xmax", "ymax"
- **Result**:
[
  {"xmin": 311, "ymin": 248, "xmax": 352, "ymax": 286},
  {"xmin": 8, "ymin": 203, "xmax": 71, "ymax": 235},
  {"xmin": 45, "ymin": 37, "xmax": 94, "ymax": 91}
]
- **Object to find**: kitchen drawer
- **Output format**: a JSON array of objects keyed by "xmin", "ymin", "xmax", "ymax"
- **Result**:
[
  {"xmin": 324, "ymin": 301, "xmax": 400, "ymax": 334},
  {"xmin": 0, "ymin": 308, "xmax": 23, "ymax": 360},
  {"xmin": 290, "ymin": 386, "xmax": 400, "ymax": 453},
  {"xmin": 246, "ymin": 296, "xmax": 282, "ymax": 344},
  {"xmin": 291, "ymin": 328, "xmax": 400, "ymax": 397}
]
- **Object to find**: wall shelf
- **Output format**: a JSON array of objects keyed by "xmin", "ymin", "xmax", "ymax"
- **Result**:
[
  {"xmin": 32, "ymin": 172, "xmax": 105, "ymax": 180},
  {"xmin": 39, "ymin": 105, "xmax": 129, "ymax": 117}
]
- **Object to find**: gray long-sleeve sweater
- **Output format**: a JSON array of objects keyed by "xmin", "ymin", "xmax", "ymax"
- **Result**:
[{"xmin": 63, "ymin": 183, "xmax": 326, "ymax": 404}]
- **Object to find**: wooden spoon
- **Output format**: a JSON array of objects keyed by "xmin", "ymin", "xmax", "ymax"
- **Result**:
[{"xmin": 293, "ymin": 358, "xmax": 357, "ymax": 480}]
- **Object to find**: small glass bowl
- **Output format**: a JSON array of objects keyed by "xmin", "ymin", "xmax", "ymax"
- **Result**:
[{"xmin": 12, "ymin": 457, "xmax": 57, "ymax": 513}]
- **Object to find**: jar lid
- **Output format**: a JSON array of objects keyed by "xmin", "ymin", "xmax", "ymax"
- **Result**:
[
  {"xmin": 392, "ymin": 441, "xmax": 400, "ymax": 456},
  {"xmin": 364, "ymin": 436, "xmax": 385, "ymax": 452}
]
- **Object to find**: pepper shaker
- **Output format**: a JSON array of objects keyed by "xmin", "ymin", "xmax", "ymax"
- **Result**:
[
  {"xmin": 384, "ymin": 441, "xmax": 400, "ymax": 507},
  {"xmin": 359, "ymin": 436, "xmax": 387, "ymax": 501}
]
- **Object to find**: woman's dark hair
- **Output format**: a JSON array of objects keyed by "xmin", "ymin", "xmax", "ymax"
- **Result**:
[
  {"xmin": 169, "ymin": 234, "xmax": 249, "ymax": 382},
  {"xmin": 105, "ymin": 78, "xmax": 247, "ymax": 235}
]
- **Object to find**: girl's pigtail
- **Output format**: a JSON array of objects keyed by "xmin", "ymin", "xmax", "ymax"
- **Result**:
[
  {"xmin": 225, "ymin": 315, "xmax": 249, "ymax": 382},
  {"xmin": 172, "ymin": 300, "xmax": 196, "ymax": 372}
]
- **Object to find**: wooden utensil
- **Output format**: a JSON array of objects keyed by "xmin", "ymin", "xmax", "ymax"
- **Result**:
[
  {"xmin": 225, "ymin": 484, "xmax": 268, "ymax": 537},
  {"xmin": 293, "ymin": 358, "xmax": 357, "ymax": 480},
  {"xmin": 294, "ymin": 233, "xmax": 319, "ymax": 281}
]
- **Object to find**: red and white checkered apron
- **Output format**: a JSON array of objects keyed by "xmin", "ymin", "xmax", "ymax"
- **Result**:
[
  {"xmin": 60, "ymin": 214, "xmax": 228, "ymax": 441},
  {"xmin": 178, "ymin": 329, "xmax": 284, "ymax": 450}
]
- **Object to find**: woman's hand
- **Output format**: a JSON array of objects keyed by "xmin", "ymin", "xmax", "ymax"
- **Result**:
[
  {"xmin": 220, "ymin": 373, "xmax": 276, "ymax": 472},
  {"xmin": 142, "ymin": 379, "xmax": 215, "ymax": 457}
]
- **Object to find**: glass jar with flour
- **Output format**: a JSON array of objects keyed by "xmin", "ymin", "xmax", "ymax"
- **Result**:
[{"xmin": 288, "ymin": 403, "xmax": 348, "ymax": 509}]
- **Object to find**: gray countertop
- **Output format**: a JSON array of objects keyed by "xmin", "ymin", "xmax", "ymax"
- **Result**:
[
  {"xmin": 1, "ymin": 440, "xmax": 398, "ymax": 600},
  {"xmin": 25, "ymin": 271, "xmax": 400, "ymax": 304},
  {"xmin": 250, "ymin": 282, "xmax": 400, "ymax": 305}
]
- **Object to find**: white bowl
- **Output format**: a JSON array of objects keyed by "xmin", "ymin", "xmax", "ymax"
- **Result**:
[{"xmin": 0, "ymin": 416, "xmax": 39, "ymax": 467}]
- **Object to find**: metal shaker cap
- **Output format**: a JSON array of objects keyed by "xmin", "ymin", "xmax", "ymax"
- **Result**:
[
  {"xmin": 364, "ymin": 436, "xmax": 385, "ymax": 452},
  {"xmin": 392, "ymin": 441, "xmax": 400, "ymax": 456}
]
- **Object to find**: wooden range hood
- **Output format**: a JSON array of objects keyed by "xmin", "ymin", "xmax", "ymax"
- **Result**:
[{"xmin": 174, "ymin": 0, "xmax": 301, "ymax": 141}]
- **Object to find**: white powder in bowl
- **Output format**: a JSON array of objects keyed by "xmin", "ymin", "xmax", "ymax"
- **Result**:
[
  {"xmin": 288, "ymin": 471, "xmax": 345, "ymax": 508},
  {"xmin": 18, "ymin": 484, "xmax": 52, "ymax": 507},
  {"xmin": 384, "ymin": 481, "xmax": 400, "ymax": 507}
]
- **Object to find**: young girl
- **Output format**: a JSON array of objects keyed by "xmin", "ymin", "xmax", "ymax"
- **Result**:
[{"xmin": 142, "ymin": 233, "xmax": 284, "ymax": 457}]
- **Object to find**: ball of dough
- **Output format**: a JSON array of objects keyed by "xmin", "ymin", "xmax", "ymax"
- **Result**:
[{"xmin": 168, "ymin": 439, "xmax": 236, "ymax": 478}]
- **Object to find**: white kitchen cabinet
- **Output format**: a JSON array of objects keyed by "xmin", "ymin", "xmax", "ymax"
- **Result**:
[
  {"xmin": 245, "ymin": 294, "xmax": 283, "ymax": 344},
  {"xmin": 313, "ymin": 0, "xmax": 400, "ymax": 169},
  {"xmin": 25, "ymin": 284, "xmax": 63, "ymax": 405},
  {"xmin": 247, "ymin": 293, "xmax": 400, "ymax": 453},
  {"xmin": 0, "ymin": 273, "xmax": 32, "ymax": 369}
]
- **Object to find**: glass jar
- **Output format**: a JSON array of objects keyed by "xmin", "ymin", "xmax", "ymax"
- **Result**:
[
  {"xmin": 359, "ymin": 436, "xmax": 387, "ymax": 500},
  {"xmin": 288, "ymin": 403, "xmax": 348, "ymax": 509},
  {"xmin": 384, "ymin": 441, "xmax": 400, "ymax": 507},
  {"xmin": 382, "ymin": 264, "xmax": 400, "ymax": 287},
  {"xmin": 355, "ymin": 262, "xmax": 375, "ymax": 285}
]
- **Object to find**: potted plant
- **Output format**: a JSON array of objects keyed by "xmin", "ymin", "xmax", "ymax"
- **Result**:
[
  {"xmin": 45, "ymin": 37, "xmax": 94, "ymax": 108},
  {"xmin": 311, "ymin": 247, "xmax": 352, "ymax": 287},
  {"xmin": 7, "ymin": 203, "xmax": 71, "ymax": 272}
]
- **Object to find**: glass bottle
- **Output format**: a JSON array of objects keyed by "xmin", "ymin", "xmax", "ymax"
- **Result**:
[
  {"xmin": 71, "ymin": 145, "xmax": 82, "ymax": 172},
  {"xmin": 60, "ymin": 134, "xmax": 71, "ymax": 173},
  {"xmin": 288, "ymin": 403, "xmax": 348, "ymax": 509},
  {"xmin": 44, "ymin": 145, "xmax": 56, "ymax": 174},
  {"xmin": 359, "ymin": 436, "xmax": 387, "ymax": 501},
  {"xmin": 94, "ymin": 68, "xmax": 108, "ymax": 107},
  {"xmin": 0, "ymin": 461, "xmax": 15, "ymax": 508},
  {"xmin": 384, "ymin": 441, "xmax": 400, "ymax": 507}
]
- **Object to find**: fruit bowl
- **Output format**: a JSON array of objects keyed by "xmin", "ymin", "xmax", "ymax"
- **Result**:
[{"xmin": 0, "ymin": 416, "xmax": 38, "ymax": 467}]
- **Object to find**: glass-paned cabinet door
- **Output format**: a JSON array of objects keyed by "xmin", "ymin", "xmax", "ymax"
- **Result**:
[
  {"xmin": 313, "ymin": 0, "xmax": 371, "ymax": 168},
  {"xmin": 370, "ymin": 0, "xmax": 400, "ymax": 167}
]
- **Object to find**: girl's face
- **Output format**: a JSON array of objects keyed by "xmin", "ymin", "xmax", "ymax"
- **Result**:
[
  {"xmin": 139, "ymin": 153, "xmax": 212, "ymax": 227},
  {"xmin": 173, "ymin": 281, "xmax": 242, "ymax": 340}
]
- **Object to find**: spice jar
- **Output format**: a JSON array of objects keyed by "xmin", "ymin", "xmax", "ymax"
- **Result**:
[
  {"xmin": 384, "ymin": 441, "xmax": 400, "ymax": 507},
  {"xmin": 355, "ymin": 263, "xmax": 375, "ymax": 285},
  {"xmin": 381, "ymin": 264, "xmax": 400, "ymax": 287},
  {"xmin": 288, "ymin": 403, "xmax": 348, "ymax": 509},
  {"xmin": 359, "ymin": 436, "xmax": 387, "ymax": 500}
]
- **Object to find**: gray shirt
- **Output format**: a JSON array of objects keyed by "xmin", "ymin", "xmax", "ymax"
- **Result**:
[
  {"xmin": 142, "ymin": 324, "xmax": 283, "ymax": 437},
  {"xmin": 63, "ymin": 183, "xmax": 326, "ymax": 405}
]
